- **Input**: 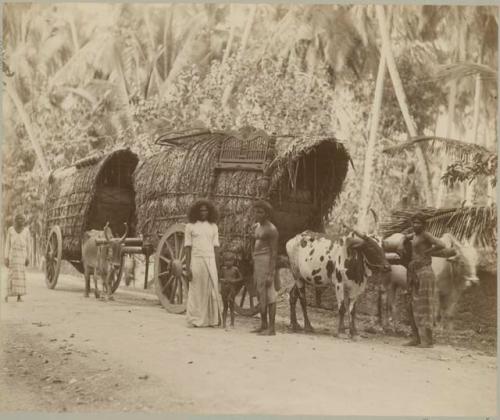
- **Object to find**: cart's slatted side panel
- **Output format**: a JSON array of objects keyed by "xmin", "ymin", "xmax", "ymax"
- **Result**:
[
  {"xmin": 213, "ymin": 129, "xmax": 276, "ymax": 259},
  {"xmin": 43, "ymin": 165, "xmax": 100, "ymax": 261},
  {"xmin": 133, "ymin": 135, "xmax": 222, "ymax": 244},
  {"xmin": 42, "ymin": 149, "xmax": 139, "ymax": 262},
  {"xmin": 134, "ymin": 127, "xmax": 276, "ymax": 257}
]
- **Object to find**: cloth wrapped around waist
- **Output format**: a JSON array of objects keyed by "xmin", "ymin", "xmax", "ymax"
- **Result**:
[
  {"xmin": 252, "ymin": 248, "xmax": 280, "ymax": 291},
  {"xmin": 253, "ymin": 248, "xmax": 271, "ymax": 257},
  {"xmin": 408, "ymin": 255, "xmax": 432, "ymax": 272}
]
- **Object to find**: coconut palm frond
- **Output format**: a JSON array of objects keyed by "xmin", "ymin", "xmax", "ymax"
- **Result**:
[
  {"xmin": 434, "ymin": 62, "xmax": 497, "ymax": 83},
  {"xmin": 382, "ymin": 136, "xmax": 494, "ymax": 161},
  {"xmin": 380, "ymin": 205, "xmax": 497, "ymax": 247}
]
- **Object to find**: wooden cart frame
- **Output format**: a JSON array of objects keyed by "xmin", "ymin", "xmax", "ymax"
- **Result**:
[{"xmin": 42, "ymin": 127, "xmax": 350, "ymax": 317}]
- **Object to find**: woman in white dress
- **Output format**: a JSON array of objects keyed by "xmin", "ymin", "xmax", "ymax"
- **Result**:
[
  {"xmin": 4, "ymin": 214, "xmax": 30, "ymax": 302},
  {"xmin": 184, "ymin": 200, "xmax": 222, "ymax": 327}
]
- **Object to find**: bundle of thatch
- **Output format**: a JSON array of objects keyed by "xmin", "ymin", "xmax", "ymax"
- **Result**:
[
  {"xmin": 383, "ymin": 136, "xmax": 494, "ymax": 162},
  {"xmin": 133, "ymin": 127, "xmax": 350, "ymax": 258},
  {"xmin": 380, "ymin": 205, "xmax": 497, "ymax": 248},
  {"xmin": 43, "ymin": 148, "xmax": 139, "ymax": 261}
]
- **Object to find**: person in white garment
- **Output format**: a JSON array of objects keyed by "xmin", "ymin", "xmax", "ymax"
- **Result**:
[
  {"xmin": 184, "ymin": 200, "xmax": 222, "ymax": 327},
  {"xmin": 4, "ymin": 214, "xmax": 30, "ymax": 302}
]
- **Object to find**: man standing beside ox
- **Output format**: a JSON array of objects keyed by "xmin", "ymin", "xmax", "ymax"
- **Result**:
[
  {"xmin": 404, "ymin": 213, "xmax": 446, "ymax": 348},
  {"xmin": 251, "ymin": 200, "xmax": 279, "ymax": 336}
]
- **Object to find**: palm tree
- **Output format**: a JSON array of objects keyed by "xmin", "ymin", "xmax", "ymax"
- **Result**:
[
  {"xmin": 357, "ymin": 51, "xmax": 387, "ymax": 232},
  {"xmin": 221, "ymin": 4, "xmax": 258, "ymax": 109},
  {"xmin": 375, "ymin": 5, "xmax": 434, "ymax": 206}
]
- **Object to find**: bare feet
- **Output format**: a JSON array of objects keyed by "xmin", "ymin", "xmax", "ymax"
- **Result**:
[
  {"xmin": 289, "ymin": 323, "xmax": 303, "ymax": 332},
  {"xmin": 251, "ymin": 325, "xmax": 268, "ymax": 333},
  {"xmin": 403, "ymin": 339, "xmax": 421, "ymax": 347},
  {"xmin": 258, "ymin": 328, "xmax": 276, "ymax": 336},
  {"xmin": 304, "ymin": 324, "xmax": 315, "ymax": 333},
  {"xmin": 417, "ymin": 343, "xmax": 433, "ymax": 348}
]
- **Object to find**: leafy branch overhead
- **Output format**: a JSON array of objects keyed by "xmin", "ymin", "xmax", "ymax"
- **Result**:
[
  {"xmin": 442, "ymin": 153, "xmax": 497, "ymax": 187},
  {"xmin": 1, "ymin": 4, "xmax": 497, "ymax": 235},
  {"xmin": 383, "ymin": 136, "xmax": 497, "ymax": 188}
]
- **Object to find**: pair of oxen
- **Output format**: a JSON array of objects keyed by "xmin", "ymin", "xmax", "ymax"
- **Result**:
[
  {"xmin": 285, "ymin": 227, "xmax": 479, "ymax": 339},
  {"xmin": 81, "ymin": 223, "xmax": 128, "ymax": 300}
]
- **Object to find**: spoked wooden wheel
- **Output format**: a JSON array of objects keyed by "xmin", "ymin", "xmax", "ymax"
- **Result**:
[
  {"xmin": 45, "ymin": 226, "xmax": 62, "ymax": 289},
  {"xmin": 234, "ymin": 277, "xmax": 260, "ymax": 316},
  {"xmin": 154, "ymin": 224, "xmax": 189, "ymax": 314}
]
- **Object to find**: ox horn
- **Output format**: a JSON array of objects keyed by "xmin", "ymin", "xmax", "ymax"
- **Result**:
[
  {"xmin": 120, "ymin": 223, "xmax": 128, "ymax": 243},
  {"xmin": 468, "ymin": 231, "xmax": 478, "ymax": 247},
  {"xmin": 103, "ymin": 222, "xmax": 112, "ymax": 242}
]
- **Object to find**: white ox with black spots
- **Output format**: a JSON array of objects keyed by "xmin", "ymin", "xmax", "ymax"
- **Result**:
[{"xmin": 286, "ymin": 230, "xmax": 390, "ymax": 339}]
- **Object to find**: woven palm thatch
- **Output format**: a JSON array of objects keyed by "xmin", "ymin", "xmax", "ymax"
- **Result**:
[
  {"xmin": 43, "ymin": 148, "xmax": 139, "ymax": 261},
  {"xmin": 383, "ymin": 136, "xmax": 494, "ymax": 161},
  {"xmin": 134, "ymin": 126, "xmax": 350, "ymax": 257},
  {"xmin": 434, "ymin": 62, "xmax": 497, "ymax": 84},
  {"xmin": 380, "ymin": 206, "xmax": 497, "ymax": 248}
]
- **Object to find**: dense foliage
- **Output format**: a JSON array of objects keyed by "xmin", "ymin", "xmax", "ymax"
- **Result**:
[{"xmin": 2, "ymin": 4, "xmax": 497, "ymax": 241}]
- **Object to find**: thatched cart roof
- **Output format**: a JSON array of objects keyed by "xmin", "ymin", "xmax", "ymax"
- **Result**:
[
  {"xmin": 43, "ymin": 148, "xmax": 139, "ymax": 260},
  {"xmin": 134, "ymin": 127, "xmax": 350, "ymax": 255}
]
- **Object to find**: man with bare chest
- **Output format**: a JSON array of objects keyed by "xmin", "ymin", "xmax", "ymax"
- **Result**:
[
  {"xmin": 251, "ymin": 200, "xmax": 279, "ymax": 336},
  {"xmin": 404, "ymin": 213, "xmax": 445, "ymax": 348}
]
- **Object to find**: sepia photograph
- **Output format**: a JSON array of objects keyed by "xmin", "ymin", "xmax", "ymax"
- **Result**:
[{"xmin": 0, "ymin": 2, "xmax": 497, "ymax": 417}]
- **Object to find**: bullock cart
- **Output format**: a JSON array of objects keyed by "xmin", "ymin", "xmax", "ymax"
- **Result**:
[
  {"xmin": 134, "ymin": 126, "xmax": 350, "ymax": 315},
  {"xmin": 42, "ymin": 148, "xmax": 140, "ymax": 290}
]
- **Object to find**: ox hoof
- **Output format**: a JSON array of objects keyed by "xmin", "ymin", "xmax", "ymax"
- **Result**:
[
  {"xmin": 84, "ymin": 293, "xmax": 89, "ymax": 298},
  {"xmin": 335, "ymin": 332, "xmax": 348, "ymax": 339},
  {"xmin": 350, "ymin": 335, "xmax": 360, "ymax": 342},
  {"xmin": 382, "ymin": 325, "xmax": 394, "ymax": 335},
  {"xmin": 304, "ymin": 325, "xmax": 315, "ymax": 333},
  {"xmin": 289, "ymin": 323, "xmax": 303, "ymax": 332}
]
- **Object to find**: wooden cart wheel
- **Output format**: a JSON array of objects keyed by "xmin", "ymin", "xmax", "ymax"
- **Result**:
[
  {"xmin": 154, "ymin": 224, "xmax": 189, "ymax": 314},
  {"xmin": 234, "ymin": 277, "xmax": 261, "ymax": 316},
  {"xmin": 44, "ymin": 226, "xmax": 62, "ymax": 289}
]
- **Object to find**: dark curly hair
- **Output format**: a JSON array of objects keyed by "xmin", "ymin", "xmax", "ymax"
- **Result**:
[
  {"xmin": 410, "ymin": 212, "xmax": 427, "ymax": 226},
  {"xmin": 188, "ymin": 199, "xmax": 219, "ymax": 223},
  {"xmin": 253, "ymin": 200, "xmax": 274, "ymax": 219}
]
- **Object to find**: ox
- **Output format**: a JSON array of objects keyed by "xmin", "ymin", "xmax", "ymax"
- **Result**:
[
  {"xmin": 381, "ymin": 232, "xmax": 479, "ymax": 330},
  {"xmin": 81, "ymin": 222, "xmax": 128, "ymax": 300},
  {"xmin": 286, "ymin": 229, "xmax": 390, "ymax": 339}
]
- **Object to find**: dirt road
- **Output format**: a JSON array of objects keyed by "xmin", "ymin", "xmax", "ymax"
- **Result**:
[{"xmin": 0, "ymin": 270, "xmax": 496, "ymax": 415}]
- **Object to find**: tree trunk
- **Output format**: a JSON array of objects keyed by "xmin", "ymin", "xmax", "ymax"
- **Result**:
[
  {"xmin": 221, "ymin": 4, "xmax": 258, "ymax": 109},
  {"xmin": 357, "ymin": 53, "xmax": 387, "ymax": 233},
  {"xmin": 436, "ymin": 17, "xmax": 467, "ymax": 207},
  {"xmin": 5, "ymin": 80, "xmax": 50, "ymax": 177},
  {"xmin": 222, "ymin": 4, "xmax": 236, "ymax": 66},
  {"xmin": 435, "ymin": 80, "xmax": 457, "ymax": 207},
  {"xmin": 464, "ymin": 72, "xmax": 482, "ymax": 205},
  {"xmin": 375, "ymin": 5, "xmax": 434, "ymax": 206},
  {"xmin": 163, "ymin": 5, "xmax": 174, "ymax": 79}
]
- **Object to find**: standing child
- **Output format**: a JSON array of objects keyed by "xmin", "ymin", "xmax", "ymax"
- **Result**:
[
  {"xmin": 219, "ymin": 252, "xmax": 243, "ymax": 329},
  {"xmin": 4, "ymin": 214, "xmax": 30, "ymax": 302}
]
